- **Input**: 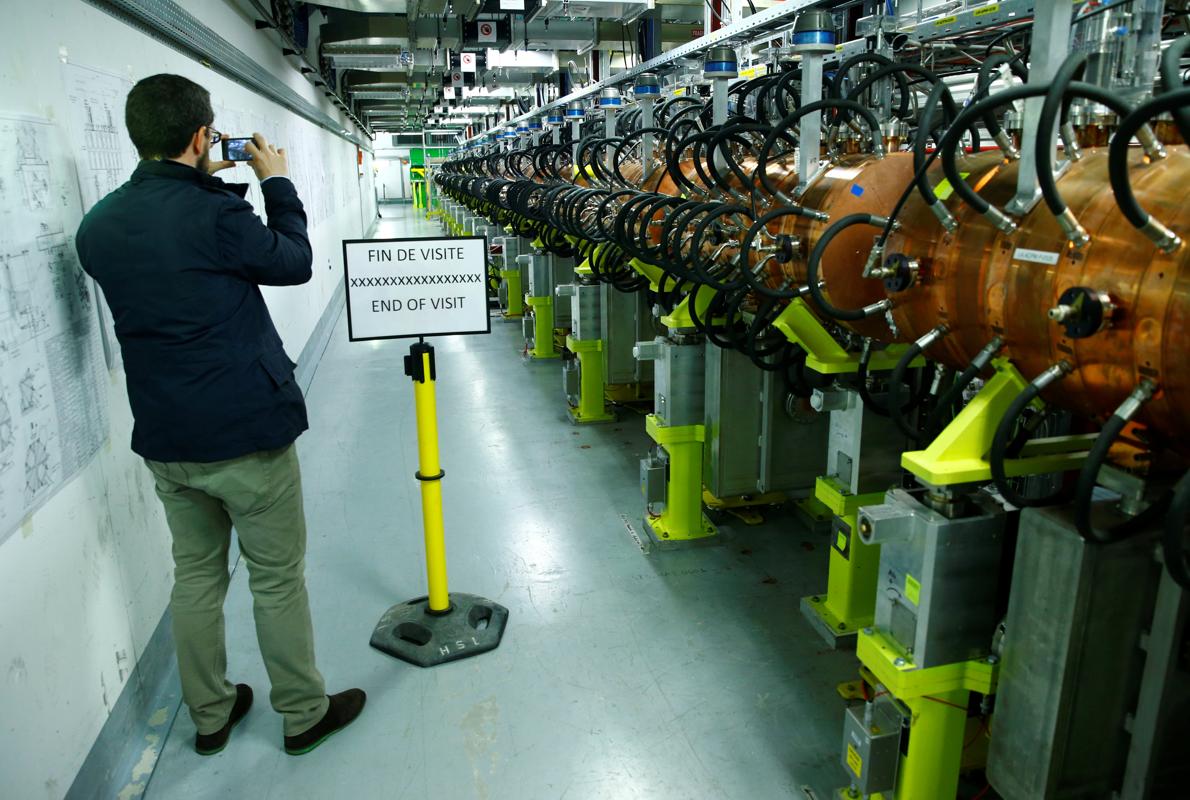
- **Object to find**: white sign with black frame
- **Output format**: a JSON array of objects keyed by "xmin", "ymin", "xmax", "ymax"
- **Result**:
[{"xmin": 343, "ymin": 236, "xmax": 491, "ymax": 341}]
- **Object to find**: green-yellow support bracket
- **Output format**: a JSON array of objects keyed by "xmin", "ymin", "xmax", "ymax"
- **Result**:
[
  {"xmin": 498, "ymin": 269, "xmax": 524, "ymax": 318},
  {"xmin": 575, "ymin": 243, "xmax": 607, "ymax": 279},
  {"xmin": 815, "ymin": 476, "xmax": 874, "ymax": 518},
  {"xmin": 858, "ymin": 628, "xmax": 997, "ymax": 699},
  {"xmin": 771, "ymin": 300, "xmax": 919, "ymax": 375},
  {"xmin": 524, "ymin": 296, "xmax": 559, "ymax": 359},
  {"xmin": 645, "ymin": 414, "xmax": 704, "ymax": 447},
  {"xmin": 566, "ymin": 336, "xmax": 614, "ymax": 424},
  {"xmin": 856, "ymin": 628, "xmax": 999, "ymax": 800},
  {"xmin": 802, "ymin": 477, "xmax": 886, "ymax": 643},
  {"xmin": 902, "ymin": 358, "xmax": 1093, "ymax": 486},
  {"xmin": 644, "ymin": 414, "xmax": 717, "ymax": 543},
  {"xmin": 628, "ymin": 258, "xmax": 665, "ymax": 291},
  {"xmin": 660, "ymin": 284, "xmax": 718, "ymax": 329}
]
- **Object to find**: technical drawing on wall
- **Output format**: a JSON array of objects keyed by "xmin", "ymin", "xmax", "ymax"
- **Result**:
[
  {"xmin": 60, "ymin": 62, "xmax": 137, "ymax": 213},
  {"xmin": 0, "ymin": 112, "xmax": 109, "ymax": 543},
  {"xmin": 0, "ymin": 394, "xmax": 14, "ymax": 475},
  {"xmin": 24, "ymin": 422, "xmax": 55, "ymax": 503},
  {"xmin": 60, "ymin": 61, "xmax": 138, "ymax": 371},
  {"xmin": 59, "ymin": 62, "xmax": 360, "ymax": 371},
  {"xmin": 212, "ymin": 100, "xmax": 351, "ymax": 229},
  {"xmin": 18, "ymin": 368, "xmax": 44, "ymax": 415}
]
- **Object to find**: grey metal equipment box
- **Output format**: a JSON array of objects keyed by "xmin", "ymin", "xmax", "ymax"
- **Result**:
[
  {"xmin": 567, "ymin": 283, "xmax": 601, "ymax": 341},
  {"xmin": 551, "ymin": 257, "xmax": 576, "ymax": 329},
  {"xmin": 521, "ymin": 315, "xmax": 535, "ymax": 345},
  {"xmin": 841, "ymin": 699, "xmax": 904, "ymax": 796},
  {"xmin": 762, "ymin": 385, "xmax": 829, "ymax": 494},
  {"xmin": 520, "ymin": 253, "xmax": 550, "ymax": 298},
  {"xmin": 562, "ymin": 358, "xmax": 580, "ymax": 405},
  {"xmin": 987, "ymin": 505, "xmax": 1163, "ymax": 800},
  {"xmin": 522, "ymin": 253, "xmax": 575, "ymax": 330},
  {"xmin": 603, "ymin": 287, "xmax": 653, "ymax": 385},
  {"xmin": 704, "ymin": 345, "xmax": 829, "ymax": 498},
  {"xmin": 640, "ymin": 450, "xmax": 668, "ymax": 507},
  {"xmin": 494, "ymin": 236, "xmax": 521, "ymax": 271},
  {"xmin": 859, "ymin": 489, "xmax": 1010, "ymax": 668},
  {"xmin": 635, "ymin": 338, "xmax": 705, "ymax": 428},
  {"xmin": 814, "ymin": 388, "xmax": 906, "ymax": 496}
]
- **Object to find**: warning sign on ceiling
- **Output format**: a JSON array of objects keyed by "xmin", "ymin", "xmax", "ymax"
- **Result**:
[
  {"xmin": 477, "ymin": 21, "xmax": 496, "ymax": 42},
  {"xmin": 461, "ymin": 52, "xmax": 476, "ymax": 72},
  {"xmin": 343, "ymin": 237, "xmax": 491, "ymax": 341}
]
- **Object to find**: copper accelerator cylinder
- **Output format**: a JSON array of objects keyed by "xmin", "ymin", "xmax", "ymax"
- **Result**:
[
  {"xmin": 608, "ymin": 162, "xmax": 669, "ymax": 192},
  {"xmin": 629, "ymin": 154, "xmax": 914, "ymax": 340},
  {"xmin": 883, "ymin": 146, "xmax": 1190, "ymax": 443},
  {"xmin": 758, "ymin": 152, "xmax": 919, "ymax": 340}
]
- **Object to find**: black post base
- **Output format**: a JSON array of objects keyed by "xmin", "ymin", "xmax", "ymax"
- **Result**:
[{"xmin": 369, "ymin": 593, "xmax": 509, "ymax": 667}]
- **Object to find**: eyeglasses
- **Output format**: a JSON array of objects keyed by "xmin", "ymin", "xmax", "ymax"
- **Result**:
[{"xmin": 207, "ymin": 127, "xmax": 223, "ymax": 145}]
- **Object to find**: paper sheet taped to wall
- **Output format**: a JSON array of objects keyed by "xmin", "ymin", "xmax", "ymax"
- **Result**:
[
  {"xmin": 60, "ymin": 61, "xmax": 137, "ymax": 371},
  {"xmin": 0, "ymin": 112, "xmax": 110, "ymax": 543}
]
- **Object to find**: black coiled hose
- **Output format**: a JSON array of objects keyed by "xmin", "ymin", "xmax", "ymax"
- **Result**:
[
  {"xmin": 1108, "ymin": 88, "xmax": 1190, "ymax": 247},
  {"xmin": 804, "ymin": 214, "xmax": 887, "ymax": 322},
  {"xmin": 989, "ymin": 365, "xmax": 1071, "ymax": 509}
]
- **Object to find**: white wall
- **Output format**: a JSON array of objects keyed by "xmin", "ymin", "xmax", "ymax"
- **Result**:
[
  {"xmin": 375, "ymin": 150, "xmax": 410, "ymax": 201},
  {"xmin": 0, "ymin": 2, "xmax": 377, "ymax": 798}
]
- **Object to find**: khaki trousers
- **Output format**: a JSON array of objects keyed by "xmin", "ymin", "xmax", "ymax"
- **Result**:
[{"xmin": 146, "ymin": 445, "xmax": 329, "ymax": 737}]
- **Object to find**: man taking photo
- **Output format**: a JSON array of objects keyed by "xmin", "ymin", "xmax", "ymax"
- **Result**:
[{"xmin": 76, "ymin": 73, "xmax": 365, "ymax": 757}]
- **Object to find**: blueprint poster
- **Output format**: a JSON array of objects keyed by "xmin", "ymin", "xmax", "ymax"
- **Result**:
[
  {"xmin": 0, "ymin": 112, "xmax": 109, "ymax": 542},
  {"xmin": 60, "ymin": 61, "xmax": 137, "ymax": 371}
]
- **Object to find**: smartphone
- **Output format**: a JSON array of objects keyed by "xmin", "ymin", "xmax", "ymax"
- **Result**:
[{"xmin": 221, "ymin": 137, "xmax": 254, "ymax": 161}]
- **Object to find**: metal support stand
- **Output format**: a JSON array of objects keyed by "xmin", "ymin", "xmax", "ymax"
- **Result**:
[
  {"xmin": 566, "ymin": 336, "xmax": 615, "ymax": 424},
  {"xmin": 851, "ymin": 630, "xmax": 997, "ymax": 800},
  {"xmin": 501, "ymin": 270, "xmax": 524, "ymax": 319},
  {"xmin": 801, "ymin": 477, "xmax": 885, "ymax": 647},
  {"xmin": 1005, "ymin": 1, "xmax": 1071, "ymax": 215},
  {"xmin": 798, "ymin": 51, "xmax": 824, "ymax": 193},
  {"xmin": 500, "ymin": 267, "xmax": 524, "ymax": 319},
  {"xmin": 712, "ymin": 77, "xmax": 729, "ymax": 126},
  {"xmin": 524, "ymin": 296, "xmax": 559, "ymax": 359},
  {"xmin": 370, "ymin": 342, "xmax": 509, "ymax": 667},
  {"xmin": 643, "ymin": 415, "xmax": 718, "ymax": 546},
  {"xmin": 604, "ymin": 107, "xmax": 618, "ymax": 168},
  {"xmin": 634, "ymin": 74, "xmax": 661, "ymax": 172}
]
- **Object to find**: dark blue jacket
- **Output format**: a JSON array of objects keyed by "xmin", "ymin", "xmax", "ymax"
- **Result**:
[{"xmin": 76, "ymin": 160, "xmax": 313, "ymax": 463}]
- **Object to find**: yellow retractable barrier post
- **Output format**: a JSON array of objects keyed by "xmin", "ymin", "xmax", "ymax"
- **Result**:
[
  {"xmin": 369, "ymin": 339, "xmax": 509, "ymax": 666},
  {"xmin": 411, "ymin": 344, "xmax": 449, "ymax": 612}
]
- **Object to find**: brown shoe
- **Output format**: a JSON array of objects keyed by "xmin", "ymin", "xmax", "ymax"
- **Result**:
[
  {"xmin": 195, "ymin": 684, "xmax": 253, "ymax": 756},
  {"xmin": 283, "ymin": 689, "xmax": 366, "ymax": 755}
]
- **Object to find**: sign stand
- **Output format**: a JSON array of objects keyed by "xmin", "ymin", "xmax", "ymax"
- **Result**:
[
  {"xmin": 369, "ymin": 338, "xmax": 509, "ymax": 666},
  {"xmin": 342, "ymin": 235, "xmax": 507, "ymax": 667}
]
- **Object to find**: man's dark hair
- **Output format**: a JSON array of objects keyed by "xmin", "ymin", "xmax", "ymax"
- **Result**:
[{"xmin": 125, "ymin": 74, "xmax": 214, "ymax": 160}]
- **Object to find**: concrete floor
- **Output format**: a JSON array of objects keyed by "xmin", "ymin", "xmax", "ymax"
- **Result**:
[{"xmin": 145, "ymin": 206, "xmax": 858, "ymax": 800}]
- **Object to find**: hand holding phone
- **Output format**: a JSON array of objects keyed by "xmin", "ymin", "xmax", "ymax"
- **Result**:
[
  {"xmin": 243, "ymin": 134, "xmax": 289, "ymax": 182},
  {"xmin": 221, "ymin": 137, "xmax": 255, "ymax": 162}
]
